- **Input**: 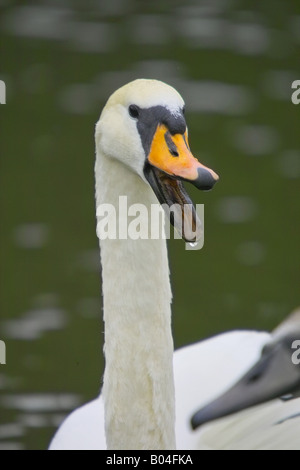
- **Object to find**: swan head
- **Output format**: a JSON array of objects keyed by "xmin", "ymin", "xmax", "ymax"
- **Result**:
[{"xmin": 95, "ymin": 79, "xmax": 219, "ymax": 242}]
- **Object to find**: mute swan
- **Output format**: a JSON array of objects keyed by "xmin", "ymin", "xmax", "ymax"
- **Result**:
[
  {"xmin": 190, "ymin": 309, "xmax": 300, "ymax": 450},
  {"xmin": 192, "ymin": 308, "xmax": 300, "ymax": 431},
  {"xmin": 49, "ymin": 79, "xmax": 300, "ymax": 450}
]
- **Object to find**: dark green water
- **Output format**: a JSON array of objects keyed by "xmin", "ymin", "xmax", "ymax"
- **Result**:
[{"xmin": 0, "ymin": 0, "xmax": 299, "ymax": 450}]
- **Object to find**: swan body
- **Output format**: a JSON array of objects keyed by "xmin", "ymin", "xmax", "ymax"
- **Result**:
[{"xmin": 49, "ymin": 79, "xmax": 300, "ymax": 450}]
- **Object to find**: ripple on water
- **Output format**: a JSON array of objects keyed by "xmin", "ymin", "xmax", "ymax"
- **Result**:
[
  {"xmin": 233, "ymin": 125, "xmax": 279, "ymax": 156},
  {"xmin": 216, "ymin": 196, "xmax": 258, "ymax": 224},
  {"xmin": 3, "ymin": 307, "xmax": 68, "ymax": 340},
  {"xmin": 175, "ymin": 6, "xmax": 270, "ymax": 56},
  {"xmin": 16, "ymin": 412, "xmax": 69, "ymax": 429},
  {"xmin": 13, "ymin": 224, "xmax": 49, "ymax": 249},
  {"xmin": 177, "ymin": 15, "xmax": 229, "ymax": 49},
  {"xmin": 178, "ymin": 80, "xmax": 253, "ymax": 115},
  {"xmin": 230, "ymin": 22, "xmax": 270, "ymax": 56},
  {"xmin": 0, "ymin": 423, "xmax": 24, "ymax": 439},
  {"xmin": 2, "ymin": 6, "xmax": 72, "ymax": 40},
  {"xmin": 1, "ymin": 393, "xmax": 80, "ymax": 413},
  {"xmin": 3, "ymin": 7, "xmax": 115, "ymax": 54},
  {"xmin": 0, "ymin": 442, "xmax": 25, "ymax": 450}
]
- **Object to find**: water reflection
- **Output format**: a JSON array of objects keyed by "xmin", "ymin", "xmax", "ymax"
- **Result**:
[
  {"xmin": 13, "ymin": 224, "xmax": 49, "ymax": 250},
  {"xmin": 1, "ymin": 393, "xmax": 80, "ymax": 412},
  {"xmin": 0, "ymin": 442, "xmax": 24, "ymax": 451},
  {"xmin": 3, "ymin": 308, "xmax": 67, "ymax": 340},
  {"xmin": 0, "ymin": 423, "xmax": 24, "ymax": 439},
  {"xmin": 3, "ymin": 5, "xmax": 116, "ymax": 52},
  {"xmin": 175, "ymin": 80, "xmax": 253, "ymax": 114},
  {"xmin": 0, "ymin": 394, "xmax": 80, "ymax": 450},
  {"xmin": 234, "ymin": 125, "xmax": 278, "ymax": 156},
  {"xmin": 216, "ymin": 197, "xmax": 257, "ymax": 224}
]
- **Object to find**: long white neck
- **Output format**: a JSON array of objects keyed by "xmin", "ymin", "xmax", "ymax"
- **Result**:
[{"xmin": 95, "ymin": 150, "xmax": 176, "ymax": 450}]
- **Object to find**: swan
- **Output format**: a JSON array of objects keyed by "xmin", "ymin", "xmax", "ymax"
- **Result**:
[
  {"xmin": 192, "ymin": 308, "xmax": 300, "ymax": 432},
  {"xmin": 190, "ymin": 309, "xmax": 300, "ymax": 450},
  {"xmin": 49, "ymin": 79, "xmax": 300, "ymax": 450}
]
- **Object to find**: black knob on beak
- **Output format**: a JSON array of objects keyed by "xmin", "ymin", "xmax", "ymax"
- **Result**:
[{"xmin": 193, "ymin": 167, "xmax": 219, "ymax": 191}]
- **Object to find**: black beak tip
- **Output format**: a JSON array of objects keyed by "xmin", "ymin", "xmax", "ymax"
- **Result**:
[
  {"xmin": 190, "ymin": 409, "xmax": 209, "ymax": 430},
  {"xmin": 190, "ymin": 403, "xmax": 220, "ymax": 430},
  {"xmin": 194, "ymin": 167, "xmax": 219, "ymax": 191},
  {"xmin": 191, "ymin": 413, "xmax": 200, "ymax": 430}
]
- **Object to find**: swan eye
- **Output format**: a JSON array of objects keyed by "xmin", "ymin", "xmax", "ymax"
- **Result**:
[
  {"xmin": 182, "ymin": 106, "xmax": 186, "ymax": 115},
  {"xmin": 129, "ymin": 105, "xmax": 140, "ymax": 119}
]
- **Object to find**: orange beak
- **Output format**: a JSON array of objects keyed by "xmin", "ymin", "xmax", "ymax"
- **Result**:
[
  {"xmin": 144, "ymin": 123, "xmax": 219, "ymax": 243},
  {"xmin": 148, "ymin": 124, "xmax": 219, "ymax": 190}
]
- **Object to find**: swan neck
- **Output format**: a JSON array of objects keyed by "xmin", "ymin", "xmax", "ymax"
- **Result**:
[{"xmin": 95, "ymin": 150, "xmax": 176, "ymax": 450}]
